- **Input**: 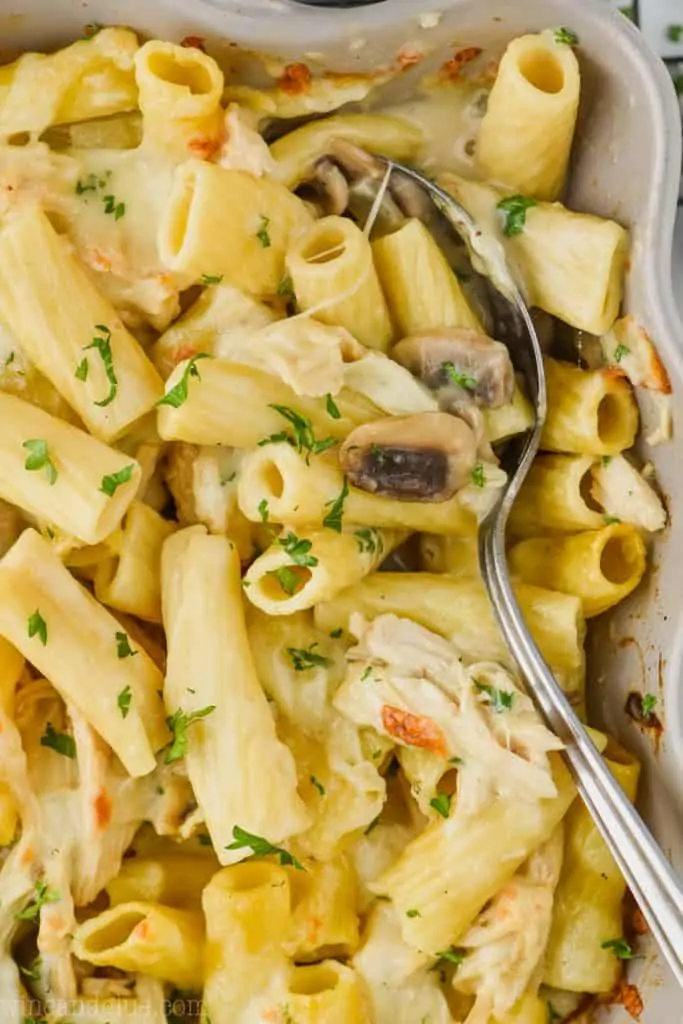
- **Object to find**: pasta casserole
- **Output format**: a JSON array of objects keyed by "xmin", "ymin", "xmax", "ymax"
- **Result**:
[{"xmin": 0, "ymin": 21, "xmax": 671, "ymax": 1024}]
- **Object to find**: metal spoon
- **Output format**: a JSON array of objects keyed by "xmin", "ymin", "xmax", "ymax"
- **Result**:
[{"xmin": 370, "ymin": 157, "xmax": 683, "ymax": 987}]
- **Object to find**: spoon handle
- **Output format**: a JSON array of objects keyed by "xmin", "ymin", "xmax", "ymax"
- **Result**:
[{"xmin": 479, "ymin": 519, "xmax": 683, "ymax": 989}]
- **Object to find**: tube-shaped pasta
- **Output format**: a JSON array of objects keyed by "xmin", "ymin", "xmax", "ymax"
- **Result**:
[
  {"xmin": 544, "ymin": 741, "xmax": 641, "ymax": 993},
  {"xmin": 373, "ymin": 756, "xmax": 575, "ymax": 953},
  {"xmin": 284, "ymin": 961, "xmax": 365, "ymax": 1023},
  {"xmin": 314, "ymin": 572, "xmax": 586, "ymax": 703},
  {"xmin": 440, "ymin": 174, "xmax": 628, "ymax": 336},
  {"xmin": 419, "ymin": 534, "xmax": 480, "ymax": 578},
  {"xmin": 476, "ymin": 32, "xmax": 581, "ymax": 200},
  {"xmin": 106, "ymin": 855, "xmax": 219, "ymax": 908},
  {"xmin": 372, "ymin": 219, "xmax": 481, "ymax": 334},
  {"xmin": 94, "ymin": 501, "xmax": 176, "ymax": 623},
  {"xmin": 0, "ymin": 392, "xmax": 141, "ymax": 545},
  {"xmin": 237, "ymin": 443, "xmax": 479, "ymax": 536},
  {"xmin": 508, "ymin": 454, "xmax": 605, "ymax": 538},
  {"xmin": 284, "ymin": 856, "xmax": 360, "ymax": 961},
  {"xmin": 162, "ymin": 528, "xmax": 309, "ymax": 858},
  {"xmin": 286, "ymin": 216, "xmax": 393, "ymax": 351},
  {"xmin": 244, "ymin": 527, "xmax": 403, "ymax": 615},
  {"xmin": 542, "ymin": 358, "xmax": 638, "ymax": 455},
  {"xmin": 158, "ymin": 159, "xmax": 312, "ymax": 292},
  {"xmin": 270, "ymin": 113, "xmax": 424, "ymax": 189},
  {"xmin": 202, "ymin": 862, "xmax": 292, "ymax": 1020},
  {"xmin": 0, "ymin": 529, "xmax": 168, "ymax": 777},
  {"xmin": 157, "ymin": 359, "xmax": 378, "ymax": 446},
  {"xmin": 72, "ymin": 901, "xmax": 204, "ymax": 988},
  {"xmin": 482, "ymin": 382, "xmax": 535, "ymax": 443},
  {"xmin": 0, "ymin": 207, "xmax": 163, "ymax": 443},
  {"xmin": 0, "ymin": 28, "xmax": 139, "ymax": 136},
  {"xmin": 509, "ymin": 523, "xmax": 647, "ymax": 618},
  {"xmin": 495, "ymin": 992, "xmax": 549, "ymax": 1024},
  {"xmin": 134, "ymin": 40, "xmax": 225, "ymax": 159}
]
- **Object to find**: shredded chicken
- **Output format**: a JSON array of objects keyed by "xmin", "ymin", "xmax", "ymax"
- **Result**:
[
  {"xmin": 334, "ymin": 614, "xmax": 562, "ymax": 819},
  {"xmin": 590, "ymin": 454, "xmax": 667, "ymax": 533}
]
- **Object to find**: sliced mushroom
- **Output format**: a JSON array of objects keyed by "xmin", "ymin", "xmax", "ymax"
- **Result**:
[
  {"xmin": 299, "ymin": 157, "xmax": 350, "ymax": 216},
  {"xmin": 339, "ymin": 411, "xmax": 478, "ymax": 502},
  {"xmin": 392, "ymin": 327, "xmax": 515, "ymax": 409},
  {"xmin": 329, "ymin": 138, "xmax": 387, "ymax": 182}
]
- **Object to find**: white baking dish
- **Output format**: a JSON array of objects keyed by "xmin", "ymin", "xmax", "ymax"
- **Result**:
[{"xmin": 3, "ymin": 0, "xmax": 682, "ymax": 1020}]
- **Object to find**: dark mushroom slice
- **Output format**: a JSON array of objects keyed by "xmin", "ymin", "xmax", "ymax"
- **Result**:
[
  {"xmin": 329, "ymin": 138, "xmax": 387, "ymax": 183},
  {"xmin": 392, "ymin": 328, "xmax": 515, "ymax": 409},
  {"xmin": 298, "ymin": 157, "xmax": 350, "ymax": 216},
  {"xmin": 339, "ymin": 412, "xmax": 478, "ymax": 503}
]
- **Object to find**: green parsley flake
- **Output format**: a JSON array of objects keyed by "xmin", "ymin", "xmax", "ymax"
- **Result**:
[
  {"xmin": 360, "ymin": 666, "xmax": 373, "ymax": 682},
  {"xmin": 471, "ymin": 463, "xmax": 485, "ymax": 488},
  {"xmin": 475, "ymin": 680, "xmax": 514, "ymax": 713},
  {"xmin": 641, "ymin": 694, "xmax": 658, "ymax": 719},
  {"xmin": 165, "ymin": 705, "xmax": 216, "ymax": 763},
  {"xmin": 310, "ymin": 775, "xmax": 326, "ymax": 796},
  {"xmin": 277, "ymin": 532, "xmax": 318, "ymax": 567},
  {"xmin": 287, "ymin": 643, "xmax": 331, "ymax": 672},
  {"xmin": 613, "ymin": 343, "xmax": 630, "ymax": 363},
  {"xmin": 267, "ymin": 566, "xmax": 302, "ymax": 596},
  {"xmin": 258, "ymin": 498, "xmax": 270, "ymax": 524},
  {"xmin": 326, "ymin": 393, "xmax": 341, "ymax": 419},
  {"xmin": 75, "ymin": 358, "xmax": 89, "ymax": 382},
  {"xmin": 497, "ymin": 194, "xmax": 537, "ymax": 236},
  {"xmin": 226, "ymin": 825, "xmax": 304, "ymax": 870},
  {"xmin": 443, "ymin": 361, "xmax": 477, "ymax": 391},
  {"xmin": 22, "ymin": 439, "xmax": 57, "ymax": 485},
  {"xmin": 449, "ymin": 756, "xmax": 465, "ymax": 766},
  {"xmin": 429, "ymin": 791, "xmax": 452, "ymax": 819},
  {"xmin": 256, "ymin": 215, "xmax": 272, "ymax": 248},
  {"xmin": 100, "ymin": 464, "xmax": 135, "ymax": 497},
  {"xmin": 158, "ymin": 353, "xmax": 211, "ymax": 409},
  {"xmin": 354, "ymin": 527, "xmax": 383, "ymax": 556},
  {"xmin": 15, "ymin": 880, "xmax": 60, "ymax": 921},
  {"xmin": 433, "ymin": 946, "xmax": 466, "ymax": 968},
  {"xmin": 259, "ymin": 405, "xmax": 336, "ymax": 463},
  {"xmin": 198, "ymin": 833, "xmax": 213, "ymax": 847},
  {"xmin": 406, "ymin": 909, "xmax": 421, "ymax": 918},
  {"xmin": 18, "ymin": 955, "xmax": 42, "ymax": 981},
  {"xmin": 323, "ymin": 479, "xmax": 349, "ymax": 532},
  {"xmin": 115, "ymin": 631, "xmax": 137, "ymax": 659},
  {"xmin": 117, "ymin": 685, "xmax": 132, "ymax": 719},
  {"xmin": 603, "ymin": 515, "xmax": 621, "ymax": 526},
  {"xmin": 601, "ymin": 937, "xmax": 637, "ymax": 960},
  {"xmin": 103, "ymin": 193, "xmax": 125, "ymax": 220},
  {"xmin": 84, "ymin": 324, "xmax": 118, "ymax": 407},
  {"xmin": 40, "ymin": 723, "xmax": 75, "ymax": 759},
  {"xmin": 277, "ymin": 273, "xmax": 295, "ymax": 298},
  {"xmin": 667, "ymin": 24, "xmax": 683, "ymax": 42},
  {"xmin": 200, "ymin": 273, "xmax": 223, "ymax": 286},
  {"xmin": 554, "ymin": 27, "xmax": 579, "ymax": 45},
  {"xmin": 75, "ymin": 170, "xmax": 109, "ymax": 194},
  {"xmin": 329, "ymin": 628, "xmax": 343, "ymax": 639},
  {"xmin": 28, "ymin": 609, "xmax": 48, "ymax": 646}
]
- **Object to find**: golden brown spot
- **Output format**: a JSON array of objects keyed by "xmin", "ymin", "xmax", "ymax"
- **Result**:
[
  {"xmin": 180, "ymin": 36, "xmax": 207, "ymax": 52},
  {"xmin": 93, "ymin": 788, "xmax": 112, "ymax": 830},
  {"xmin": 618, "ymin": 981, "xmax": 643, "ymax": 1020},
  {"xmin": 278, "ymin": 63, "xmax": 312, "ymax": 95},
  {"xmin": 381, "ymin": 705, "xmax": 447, "ymax": 757},
  {"xmin": 439, "ymin": 47, "xmax": 483, "ymax": 81}
]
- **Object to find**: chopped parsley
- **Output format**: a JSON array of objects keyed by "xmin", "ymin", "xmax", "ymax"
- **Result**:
[
  {"xmin": 115, "ymin": 631, "xmax": 137, "ymax": 659},
  {"xmin": 603, "ymin": 515, "xmax": 621, "ymax": 526},
  {"xmin": 666, "ymin": 24, "xmax": 683, "ymax": 42},
  {"xmin": 200, "ymin": 273, "xmax": 223, "ymax": 286},
  {"xmin": 18, "ymin": 955, "xmax": 42, "ymax": 981},
  {"xmin": 354, "ymin": 527, "xmax": 383, "ymax": 556},
  {"xmin": 497, "ymin": 194, "xmax": 537, "ymax": 237},
  {"xmin": 157, "ymin": 353, "xmax": 211, "ymax": 409},
  {"xmin": 259, "ymin": 405, "xmax": 336, "ymax": 462},
  {"xmin": 329, "ymin": 628, "xmax": 343, "ymax": 639},
  {"xmin": 198, "ymin": 833, "xmax": 213, "ymax": 847},
  {"xmin": 276, "ymin": 532, "xmax": 317, "ymax": 567},
  {"xmin": 443, "ymin": 362, "xmax": 477, "ymax": 391},
  {"xmin": 258, "ymin": 498, "xmax": 270, "ymax": 524},
  {"xmin": 326, "ymin": 393, "xmax": 341, "ymax": 419},
  {"xmin": 429, "ymin": 791, "xmax": 452, "ymax": 819},
  {"xmin": 309, "ymin": 775, "xmax": 325, "ymax": 796},
  {"xmin": 75, "ymin": 358, "xmax": 89, "ymax": 382},
  {"xmin": 360, "ymin": 666, "xmax": 373, "ymax": 682},
  {"xmin": 75, "ymin": 170, "xmax": 109, "ymax": 194},
  {"xmin": 449, "ymin": 756, "xmax": 465, "ymax": 766},
  {"xmin": 40, "ymin": 723, "xmax": 75, "ymax": 759},
  {"xmin": 471, "ymin": 463, "xmax": 485, "ymax": 488},
  {"xmin": 432, "ymin": 946, "xmax": 466, "ymax": 968},
  {"xmin": 165, "ymin": 705, "xmax": 216, "ymax": 763},
  {"xmin": 84, "ymin": 324, "xmax": 118, "ymax": 407},
  {"xmin": 267, "ymin": 566, "xmax": 302, "ymax": 596},
  {"xmin": 602, "ymin": 455, "xmax": 612, "ymax": 466},
  {"xmin": 322, "ymin": 479, "xmax": 349, "ymax": 532},
  {"xmin": 117, "ymin": 685, "xmax": 132, "ymax": 719},
  {"xmin": 406, "ymin": 908, "xmax": 421, "ymax": 918},
  {"xmin": 613, "ymin": 343, "xmax": 630, "ymax": 363},
  {"xmin": 475, "ymin": 680, "xmax": 514, "ymax": 713},
  {"xmin": 15, "ymin": 880, "xmax": 60, "ymax": 921},
  {"xmin": 287, "ymin": 643, "xmax": 331, "ymax": 672},
  {"xmin": 642, "ymin": 694, "xmax": 658, "ymax": 719},
  {"xmin": 256, "ymin": 215, "xmax": 271, "ymax": 248},
  {"xmin": 601, "ymin": 937, "xmax": 637, "ymax": 960},
  {"xmin": 82, "ymin": 22, "xmax": 104, "ymax": 39},
  {"xmin": 22, "ymin": 439, "xmax": 57, "ymax": 485},
  {"xmin": 103, "ymin": 193, "xmax": 125, "ymax": 220},
  {"xmin": 277, "ymin": 273, "xmax": 295, "ymax": 298},
  {"xmin": 27, "ymin": 610, "xmax": 48, "ymax": 646},
  {"xmin": 226, "ymin": 825, "xmax": 304, "ymax": 870},
  {"xmin": 554, "ymin": 27, "xmax": 579, "ymax": 45},
  {"xmin": 100, "ymin": 464, "xmax": 135, "ymax": 497}
]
